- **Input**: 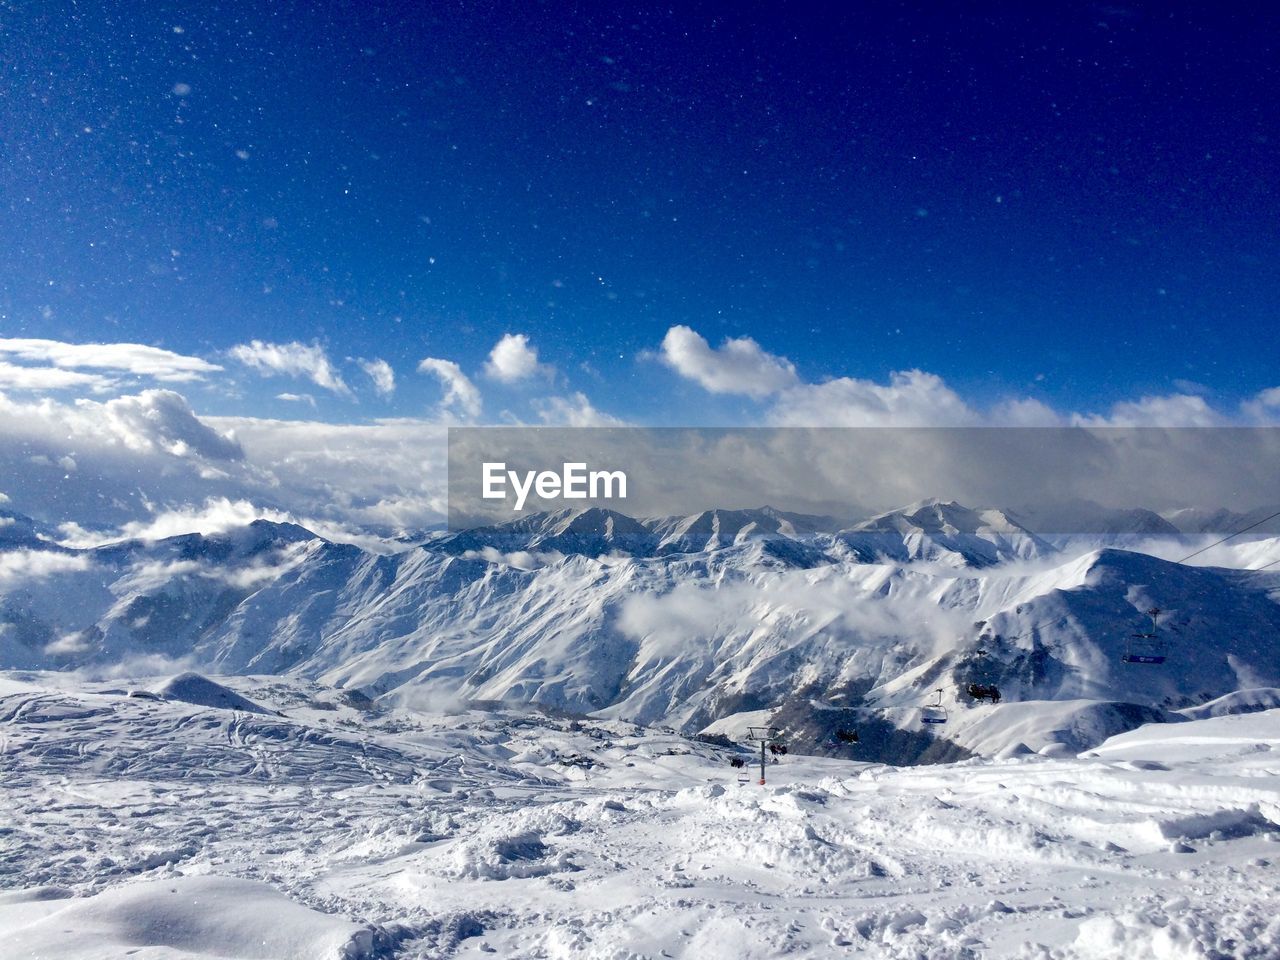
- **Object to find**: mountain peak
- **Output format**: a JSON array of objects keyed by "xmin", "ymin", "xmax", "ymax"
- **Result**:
[{"xmin": 853, "ymin": 500, "xmax": 1031, "ymax": 537}]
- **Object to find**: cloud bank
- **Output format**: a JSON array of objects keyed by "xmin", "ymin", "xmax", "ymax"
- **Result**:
[
  {"xmin": 0, "ymin": 330, "xmax": 1277, "ymax": 543},
  {"xmin": 657, "ymin": 325, "xmax": 1280, "ymax": 429}
]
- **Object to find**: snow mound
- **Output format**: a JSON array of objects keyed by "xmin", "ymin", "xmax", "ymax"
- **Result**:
[
  {"xmin": 0, "ymin": 875, "xmax": 377, "ymax": 959},
  {"xmin": 1090, "ymin": 707, "xmax": 1280, "ymax": 760},
  {"xmin": 152, "ymin": 672, "xmax": 270, "ymax": 714},
  {"xmin": 439, "ymin": 809, "xmax": 581, "ymax": 881},
  {"xmin": 944, "ymin": 699, "xmax": 1172, "ymax": 757},
  {"xmin": 1178, "ymin": 688, "xmax": 1280, "ymax": 720},
  {"xmin": 1071, "ymin": 902, "xmax": 1280, "ymax": 960},
  {"xmin": 1138, "ymin": 804, "xmax": 1279, "ymax": 843}
]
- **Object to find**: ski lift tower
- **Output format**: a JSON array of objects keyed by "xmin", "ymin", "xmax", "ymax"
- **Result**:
[{"xmin": 747, "ymin": 726, "xmax": 783, "ymax": 785}]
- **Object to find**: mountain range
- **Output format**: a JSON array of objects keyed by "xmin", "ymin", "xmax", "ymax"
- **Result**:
[{"xmin": 3, "ymin": 499, "xmax": 1279, "ymax": 764}]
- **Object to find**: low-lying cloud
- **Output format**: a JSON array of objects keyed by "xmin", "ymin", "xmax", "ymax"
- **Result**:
[{"xmin": 0, "ymin": 549, "xmax": 93, "ymax": 585}]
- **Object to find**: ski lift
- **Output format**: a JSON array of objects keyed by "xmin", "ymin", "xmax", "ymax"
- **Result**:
[
  {"xmin": 967, "ymin": 683, "xmax": 1001, "ymax": 704},
  {"xmin": 966, "ymin": 647, "xmax": 1005, "ymax": 703},
  {"xmin": 921, "ymin": 688, "xmax": 948, "ymax": 725},
  {"xmin": 1121, "ymin": 607, "xmax": 1166, "ymax": 665}
]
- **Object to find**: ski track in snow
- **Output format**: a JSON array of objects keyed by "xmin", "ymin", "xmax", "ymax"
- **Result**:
[{"xmin": 2, "ymin": 674, "xmax": 1279, "ymax": 959}]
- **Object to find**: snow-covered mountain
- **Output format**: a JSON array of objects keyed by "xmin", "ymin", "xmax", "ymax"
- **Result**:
[
  {"xmin": 1013, "ymin": 499, "xmax": 1183, "ymax": 537},
  {"xmin": 433, "ymin": 505, "xmax": 842, "ymax": 558},
  {"xmin": 644, "ymin": 505, "xmax": 842, "ymax": 554},
  {"xmin": 4, "ymin": 498, "xmax": 1280, "ymax": 765},
  {"xmin": 1162, "ymin": 503, "xmax": 1280, "ymax": 534},
  {"xmin": 833, "ymin": 498, "xmax": 1052, "ymax": 566}
]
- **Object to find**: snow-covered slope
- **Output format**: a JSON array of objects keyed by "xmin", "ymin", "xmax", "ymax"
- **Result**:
[
  {"xmin": 2, "ymin": 672, "xmax": 1278, "ymax": 959},
  {"xmin": 2, "ymin": 876, "xmax": 380, "ymax": 960}
]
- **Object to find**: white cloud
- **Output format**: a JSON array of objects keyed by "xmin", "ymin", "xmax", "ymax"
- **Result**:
[
  {"xmin": 1069, "ymin": 394, "xmax": 1226, "ymax": 427},
  {"xmin": 228, "ymin": 340, "xmax": 351, "ymax": 396},
  {"xmin": 617, "ymin": 570, "xmax": 970, "ymax": 663},
  {"xmin": 659, "ymin": 325, "xmax": 799, "ymax": 397},
  {"xmin": 987, "ymin": 397, "xmax": 1064, "ymax": 427},
  {"xmin": 0, "ymin": 549, "xmax": 93, "ymax": 585},
  {"xmin": 205, "ymin": 415, "xmax": 451, "ymax": 535},
  {"xmin": 0, "ymin": 337, "xmax": 222, "ymax": 382},
  {"xmin": 534, "ymin": 392, "xmax": 626, "ymax": 426},
  {"xmin": 1241, "ymin": 386, "xmax": 1280, "ymax": 424},
  {"xmin": 359, "ymin": 358, "xmax": 396, "ymax": 397},
  {"xmin": 652, "ymin": 325, "xmax": 1244, "ymax": 430},
  {"xmin": 418, "ymin": 358, "xmax": 482, "ymax": 418},
  {"xmin": 87, "ymin": 497, "xmax": 295, "ymax": 544},
  {"xmin": 276, "ymin": 392, "xmax": 317, "ymax": 408},
  {"xmin": 461, "ymin": 547, "xmax": 565, "ymax": 570},
  {"xmin": 2, "ymin": 336, "xmax": 1277, "ymax": 548},
  {"xmin": 484, "ymin": 333, "xmax": 543, "ymax": 383},
  {"xmin": 0, "ymin": 391, "xmax": 449, "ymax": 539},
  {"xmin": 215, "ymin": 550, "xmax": 313, "ymax": 589},
  {"xmin": 44, "ymin": 632, "xmax": 94, "ymax": 656},
  {"xmin": 78, "ymin": 390, "xmax": 244, "ymax": 460},
  {"xmin": 769, "ymin": 370, "xmax": 980, "ymax": 426},
  {"xmin": 0, "ymin": 361, "xmax": 116, "ymax": 392}
]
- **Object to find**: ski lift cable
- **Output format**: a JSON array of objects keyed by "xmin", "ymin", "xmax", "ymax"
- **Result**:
[{"xmin": 1174, "ymin": 508, "xmax": 1280, "ymax": 564}]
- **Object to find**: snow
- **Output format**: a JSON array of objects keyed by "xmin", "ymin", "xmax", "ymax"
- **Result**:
[
  {"xmin": 699, "ymin": 708, "xmax": 777, "ymax": 740},
  {"xmin": 0, "ymin": 876, "xmax": 376, "ymax": 959},
  {"xmin": 940, "ymin": 698, "xmax": 1173, "ymax": 756},
  {"xmin": 2, "ymin": 673, "xmax": 1278, "ymax": 959},
  {"xmin": 4, "ymin": 504, "xmax": 1280, "ymax": 955},
  {"xmin": 151, "ymin": 671, "xmax": 272, "ymax": 714},
  {"xmin": 1177, "ymin": 687, "xmax": 1280, "ymax": 720}
]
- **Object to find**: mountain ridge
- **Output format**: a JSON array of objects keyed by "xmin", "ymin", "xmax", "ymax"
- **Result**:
[{"xmin": 4, "ymin": 499, "xmax": 1279, "ymax": 765}]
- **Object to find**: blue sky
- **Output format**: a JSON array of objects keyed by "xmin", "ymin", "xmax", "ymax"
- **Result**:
[{"xmin": 2, "ymin": 2, "xmax": 1278, "ymax": 427}]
